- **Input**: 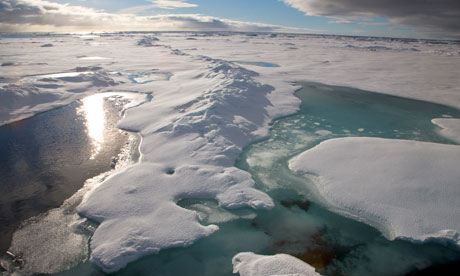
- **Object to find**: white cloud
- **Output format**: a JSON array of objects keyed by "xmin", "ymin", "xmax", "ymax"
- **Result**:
[
  {"xmin": 116, "ymin": 0, "xmax": 197, "ymax": 15},
  {"xmin": 0, "ymin": 0, "xmax": 315, "ymax": 33},
  {"xmin": 282, "ymin": 0, "xmax": 460, "ymax": 38},
  {"xmin": 150, "ymin": 0, "xmax": 197, "ymax": 9}
]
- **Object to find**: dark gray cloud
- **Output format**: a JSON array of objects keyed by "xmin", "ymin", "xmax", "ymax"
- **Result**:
[
  {"xmin": 0, "ymin": 0, "xmax": 42, "ymax": 24},
  {"xmin": 0, "ymin": 0, "xmax": 111, "ymax": 27},
  {"xmin": 283, "ymin": 0, "xmax": 460, "ymax": 37},
  {"xmin": 161, "ymin": 15, "xmax": 276, "ymax": 32},
  {"xmin": 165, "ymin": 15, "xmax": 229, "ymax": 30}
]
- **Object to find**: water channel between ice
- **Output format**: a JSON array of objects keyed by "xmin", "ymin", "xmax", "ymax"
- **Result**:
[{"xmin": 3, "ymin": 82, "xmax": 460, "ymax": 276}]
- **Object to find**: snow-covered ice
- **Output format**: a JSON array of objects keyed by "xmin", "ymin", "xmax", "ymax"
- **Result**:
[
  {"xmin": 0, "ymin": 68, "xmax": 117, "ymax": 126},
  {"xmin": 289, "ymin": 137, "xmax": 460, "ymax": 246},
  {"xmin": 162, "ymin": 33, "xmax": 460, "ymax": 110},
  {"xmin": 232, "ymin": 252, "xmax": 322, "ymax": 276},
  {"xmin": 2, "ymin": 32, "xmax": 460, "ymax": 272},
  {"xmin": 432, "ymin": 118, "xmax": 460, "ymax": 144},
  {"xmin": 79, "ymin": 164, "xmax": 272, "ymax": 272}
]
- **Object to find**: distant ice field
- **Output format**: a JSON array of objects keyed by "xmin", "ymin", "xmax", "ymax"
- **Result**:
[{"xmin": 1, "ymin": 32, "xmax": 460, "ymax": 275}]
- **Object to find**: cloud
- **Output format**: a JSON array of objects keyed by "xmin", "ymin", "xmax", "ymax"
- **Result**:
[
  {"xmin": 0, "ymin": 0, "xmax": 114, "ymax": 27},
  {"xmin": 0, "ymin": 0, "xmax": 315, "ymax": 33},
  {"xmin": 150, "ymin": 0, "xmax": 197, "ymax": 9},
  {"xmin": 117, "ymin": 1, "xmax": 197, "ymax": 16},
  {"xmin": 282, "ymin": 0, "xmax": 460, "ymax": 38}
]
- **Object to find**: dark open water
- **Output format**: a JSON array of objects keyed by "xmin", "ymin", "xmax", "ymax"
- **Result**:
[{"xmin": 0, "ymin": 94, "xmax": 136, "ymax": 253}]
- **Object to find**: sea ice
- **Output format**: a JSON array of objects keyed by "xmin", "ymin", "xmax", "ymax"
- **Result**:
[
  {"xmin": 232, "ymin": 252, "xmax": 322, "ymax": 276},
  {"xmin": 432, "ymin": 118, "xmax": 460, "ymax": 144},
  {"xmin": 79, "ymin": 164, "xmax": 273, "ymax": 272},
  {"xmin": 289, "ymin": 137, "xmax": 460, "ymax": 246},
  {"xmin": 78, "ymin": 56, "xmax": 112, "ymax": 60},
  {"xmin": 3, "ymin": 32, "xmax": 460, "ymax": 273},
  {"xmin": 314, "ymin": 129, "xmax": 332, "ymax": 136},
  {"xmin": 77, "ymin": 50, "xmax": 276, "ymax": 272},
  {"xmin": 137, "ymin": 36, "xmax": 160, "ymax": 46},
  {"xmin": 0, "ymin": 69, "xmax": 118, "ymax": 126}
]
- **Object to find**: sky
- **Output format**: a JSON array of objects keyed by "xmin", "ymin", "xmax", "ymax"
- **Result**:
[{"xmin": 0, "ymin": 0, "xmax": 459, "ymax": 39}]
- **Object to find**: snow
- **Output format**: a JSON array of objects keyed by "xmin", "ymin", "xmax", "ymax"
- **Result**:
[
  {"xmin": 232, "ymin": 252, "xmax": 322, "ymax": 276},
  {"xmin": 2, "ymin": 33, "xmax": 460, "ymax": 127},
  {"xmin": 432, "ymin": 118, "xmax": 460, "ymax": 144},
  {"xmin": 289, "ymin": 137, "xmax": 460, "ymax": 246},
  {"xmin": 2, "ymin": 32, "xmax": 460, "ymax": 272},
  {"xmin": 0, "ymin": 68, "xmax": 118, "ymax": 126},
  {"xmin": 137, "ymin": 35, "xmax": 160, "ymax": 47},
  {"xmin": 79, "ymin": 164, "xmax": 272, "ymax": 272},
  {"xmin": 162, "ymin": 33, "xmax": 460, "ymax": 110},
  {"xmin": 75, "ymin": 39, "xmax": 276, "ymax": 272}
]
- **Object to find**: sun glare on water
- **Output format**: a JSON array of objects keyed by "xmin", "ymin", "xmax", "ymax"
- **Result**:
[{"xmin": 79, "ymin": 94, "xmax": 105, "ymax": 159}]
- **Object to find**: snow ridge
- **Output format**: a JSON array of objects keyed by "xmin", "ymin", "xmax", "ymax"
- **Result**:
[{"xmin": 78, "ymin": 52, "xmax": 275, "ymax": 272}]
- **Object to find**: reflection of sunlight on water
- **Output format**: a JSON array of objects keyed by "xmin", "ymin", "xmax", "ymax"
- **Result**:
[
  {"xmin": 79, "ymin": 94, "xmax": 105, "ymax": 159},
  {"xmin": 77, "ymin": 92, "xmax": 148, "ymax": 160}
]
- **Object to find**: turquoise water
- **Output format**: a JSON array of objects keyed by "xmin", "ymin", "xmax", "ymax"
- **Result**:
[
  {"xmin": 234, "ymin": 82, "xmax": 460, "ymax": 276},
  {"xmin": 128, "ymin": 71, "xmax": 172, "ymax": 84},
  {"xmin": 53, "ymin": 83, "xmax": 460, "ymax": 275}
]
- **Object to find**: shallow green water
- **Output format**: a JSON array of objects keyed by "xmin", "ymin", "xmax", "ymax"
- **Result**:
[
  {"xmin": 55, "ymin": 82, "xmax": 460, "ymax": 276},
  {"xmin": 233, "ymin": 82, "xmax": 460, "ymax": 276}
]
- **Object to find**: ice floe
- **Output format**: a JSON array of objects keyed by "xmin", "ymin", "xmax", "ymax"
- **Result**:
[
  {"xmin": 0, "ymin": 68, "xmax": 118, "ymax": 126},
  {"xmin": 0, "ymin": 83, "xmax": 69, "ymax": 126},
  {"xmin": 232, "ymin": 252, "xmax": 321, "ymax": 276},
  {"xmin": 79, "ymin": 164, "xmax": 272, "ymax": 272},
  {"xmin": 289, "ymin": 137, "xmax": 460, "ymax": 246}
]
